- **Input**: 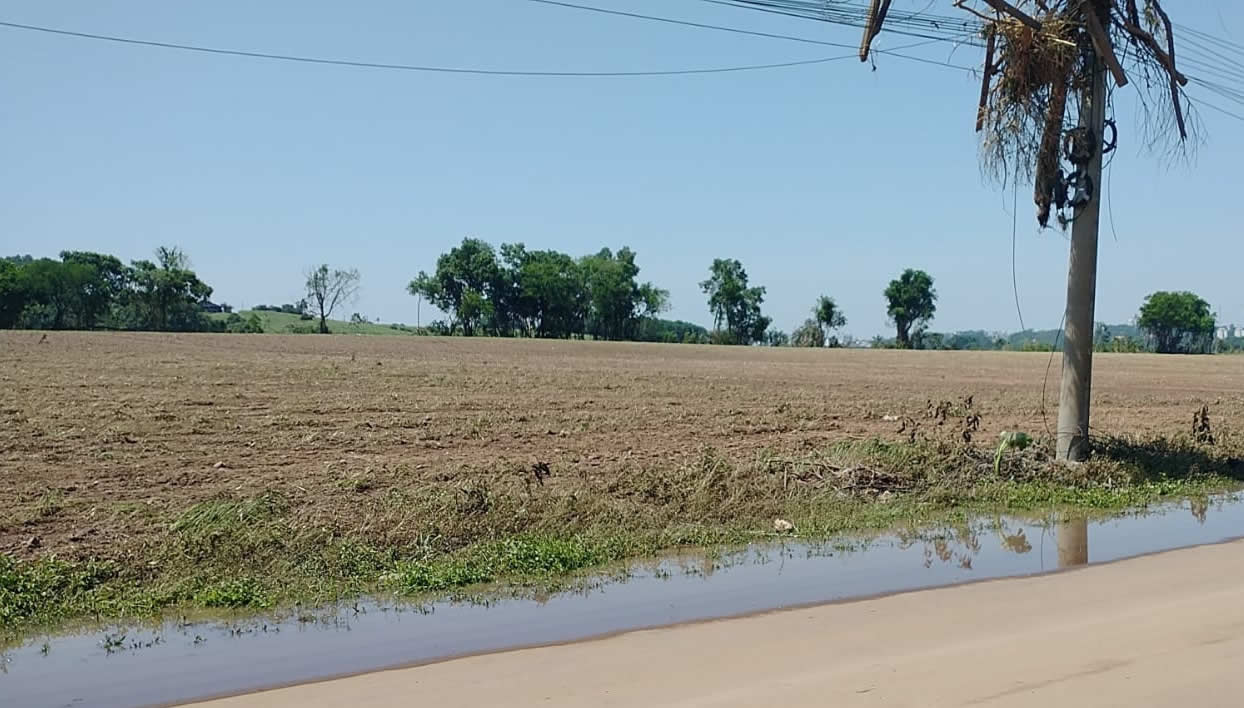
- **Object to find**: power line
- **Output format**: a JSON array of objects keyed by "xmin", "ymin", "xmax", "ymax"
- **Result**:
[
  {"xmin": 699, "ymin": 0, "xmax": 986, "ymax": 46},
  {"xmin": 0, "ymin": 19, "xmax": 858, "ymax": 77},
  {"xmin": 525, "ymin": 0, "xmax": 978, "ymax": 72},
  {"xmin": 1190, "ymin": 94, "xmax": 1244, "ymax": 123},
  {"xmin": 526, "ymin": 0, "xmax": 859, "ymax": 50}
]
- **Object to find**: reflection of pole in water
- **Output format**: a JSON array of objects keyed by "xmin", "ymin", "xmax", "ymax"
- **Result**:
[{"xmin": 1057, "ymin": 518, "xmax": 1088, "ymax": 568}]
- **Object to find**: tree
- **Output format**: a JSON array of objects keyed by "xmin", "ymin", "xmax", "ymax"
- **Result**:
[
  {"xmin": 884, "ymin": 269, "xmax": 937, "ymax": 349},
  {"xmin": 59, "ymin": 251, "xmax": 128, "ymax": 328},
  {"xmin": 700, "ymin": 258, "xmax": 770, "ymax": 345},
  {"xmin": 791, "ymin": 319, "xmax": 826, "ymax": 348},
  {"xmin": 305, "ymin": 265, "xmax": 361, "ymax": 334},
  {"xmin": 122, "ymin": 249, "xmax": 214, "ymax": 331},
  {"xmin": 764, "ymin": 329, "xmax": 789, "ymax": 347},
  {"xmin": 580, "ymin": 247, "xmax": 668, "ymax": 341},
  {"xmin": 13, "ymin": 258, "xmax": 114, "ymax": 330},
  {"xmin": 1138, "ymin": 291, "xmax": 1215, "ymax": 354},
  {"xmin": 409, "ymin": 238, "xmax": 508, "ymax": 337},
  {"xmin": 502, "ymin": 243, "xmax": 585, "ymax": 338},
  {"xmin": 0, "ymin": 259, "xmax": 24, "ymax": 329},
  {"xmin": 813, "ymin": 296, "xmax": 847, "ymax": 342}
]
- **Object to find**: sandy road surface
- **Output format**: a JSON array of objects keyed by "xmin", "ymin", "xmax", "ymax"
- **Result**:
[{"xmin": 193, "ymin": 540, "xmax": 1244, "ymax": 708}]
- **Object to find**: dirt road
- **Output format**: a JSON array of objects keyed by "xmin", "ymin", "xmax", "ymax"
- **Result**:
[{"xmin": 193, "ymin": 540, "xmax": 1244, "ymax": 708}]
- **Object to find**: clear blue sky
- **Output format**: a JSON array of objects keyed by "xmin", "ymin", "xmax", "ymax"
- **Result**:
[{"xmin": 2, "ymin": 1, "xmax": 1241, "ymax": 337}]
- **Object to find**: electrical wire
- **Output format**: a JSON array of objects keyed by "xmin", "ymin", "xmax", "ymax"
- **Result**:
[
  {"xmin": 525, "ymin": 0, "xmax": 978, "ymax": 72},
  {"xmin": 1010, "ymin": 179, "xmax": 1026, "ymax": 334},
  {"xmin": 526, "ymin": 0, "xmax": 860, "ymax": 50},
  {"xmin": 0, "ymin": 19, "xmax": 859, "ymax": 77},
  {"xmin": 699, "ymin": 0, "xmax": 986, "ymax": 45}
]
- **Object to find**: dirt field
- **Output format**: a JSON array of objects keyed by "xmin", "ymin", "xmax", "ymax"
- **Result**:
[
  {"xmin": 3, "ymin": 332, "xmax": 1244, "ymax": 562},
  {"xmin": 2, "ymin": 330, "xmax": 1244, "ymax": 557}
]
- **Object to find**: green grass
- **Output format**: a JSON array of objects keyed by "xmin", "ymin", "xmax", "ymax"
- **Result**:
[
  {"xmin": 3, "ymin": 433, "xmax": 1242, "ymax": 644},
  {"xmin": 209, "ymin": 310, "xmax": 423, "ymax": 336}
]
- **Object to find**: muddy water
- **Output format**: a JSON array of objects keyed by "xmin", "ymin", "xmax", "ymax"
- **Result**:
[{"xmin": 2, "ymin": 497, "xmax": 1241, "ymax": 708}]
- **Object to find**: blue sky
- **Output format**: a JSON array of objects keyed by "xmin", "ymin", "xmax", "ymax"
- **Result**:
[{"xmin": 2, "ymin": 1, "xmax": 1241, "ymax": 337}]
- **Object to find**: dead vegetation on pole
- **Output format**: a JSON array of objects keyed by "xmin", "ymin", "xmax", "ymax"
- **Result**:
[{"xmin": 862, "ymin": 1, "xmax": 1199, "ymax": 226}]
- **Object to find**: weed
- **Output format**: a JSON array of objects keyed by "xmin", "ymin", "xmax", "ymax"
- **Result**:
[
  {"xmin": 336, "ymin": 476, "xmax": 375, "ymax": 493},
  {"xmin": 3, "ymin": 432, "xmax": 1242, "ymax": 642},
  {"xmin": 193, "ymin": 579, "xmax": 272, "ymax": 609},
  {"xmin": 391, "ymin": 536, "xmax": 609, "ymax": 593},
  {"xmin": 36, "ymin": 490, "xmax": 64, "ymax": 519},
  {"xmin": 170, "ymin": 493, "xmax": 286, "ymax": 536}
]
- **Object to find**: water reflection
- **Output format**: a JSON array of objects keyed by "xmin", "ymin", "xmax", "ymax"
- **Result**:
[
  {"xmin": 2, "ymin": 495, "xmax": 1241, "ymax": 708},
  {"xmin": 1057, "ymin": 518, "xmax": 1089, "ymax": 568}
]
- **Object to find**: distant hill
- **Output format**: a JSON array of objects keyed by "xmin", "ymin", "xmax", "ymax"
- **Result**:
[
  {"xmin": 1006, "ymin": 323, "xmax": 1141, "ymax": 348},
  {"xmin": 210, "ymin": 310, "xmax": 422, "ymax": 336}
]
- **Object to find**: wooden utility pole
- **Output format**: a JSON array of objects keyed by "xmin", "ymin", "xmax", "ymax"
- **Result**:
[{"xmin": 1056, "ymin": 21, "xmax": 1108, "ymax": 463}]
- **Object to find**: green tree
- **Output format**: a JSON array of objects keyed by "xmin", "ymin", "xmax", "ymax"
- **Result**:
[
  {"xmin": 763, "ymin": 329, "xmax": 789, "ymax": 347},
  {"xmin": 1137, "ymin": 291, "xmax": 1215, "ymax": 354},
  {"xmin": 304, "ymin": 264, "xmax": 361, "ymax": 334},
  {"xmin": 122, "ymin": 249, "xmax": 214, "ymax": 331},
  {"xmin": 884, "ymin": 269, "xmax": 937, "ymax": 349},
  {"xmin": 813, "ymin": 295, "xmax": 847, "ymax": 342},
  {"xmin": 409, "ymin": 238, "xmax": 509, "ymax": 337},
  {"xmin": 13, "ymin": 258, "xmax": 102, "ymax": 329},
  {"xmin": 639, "ymin": 318, "xmax": 710, "ymax": 344},
  {"xmin": 579, "ymin": 247, "xmax": 667, "ymax": 340},
  {"xmin": 700, "ymin": 258, "xmax": 770, "ymax": 345},
  {"xmin": 501, "ymin": 244, "xmax": 585, "ymax": 338},
  {"xmin": 59, "ymin": 251, "xmax": 128, "ymax": 328},
  {"xmin": 0, "ymin": 259, "xmax": 25, "ymax": 329},
  {"xmin": 791, "ymin": 319, "xmax": 825, "ymax": 348}
]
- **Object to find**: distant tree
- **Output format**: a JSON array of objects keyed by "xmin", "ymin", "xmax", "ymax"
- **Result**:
[
  {"xmin": 304, "ymin": 264, "xmax": 361, "ymax": 334},
  {"xmin": 411, "ymin": 239, "xmax": 667, "ymax": 340},
  {"xmin": 16, "ymin": 257, "xmax": 126, "ymax": 330},
  {"xmin": 122, "ymin": 249, "xmax": 214, "ymax": 331},
  {"xmin": 409, "ymin": 238, "xmax": 508, "ymax": 337},
  {"xmin": 639, "ymin": 318, "xmax": 710, "ymax": 344},
  {"xmin": 579, "ymin": 247, "xmax": 668, "ymax": 340},
  {"xmin": 1138, "ymin": 291, "xmax": 1215, "ymax": 354},
  {"xmin": 59, "ymin": 251, "xmax": 129, "ymax": 328},
  {"xmin": 224, "ymin": 312, "xmax": 264, "ymax": 334},
  {"xmin": 700, "ymin": 258, "xmax": 770, "ymax": 345},
  {"xmin": 0, "ymin": 259, "xmax": 24, "ymax": 329},
  {"xmin": 884, "ymin": 269, "xmax": 937, "ymax": 349},
  {"xmin": 502, "ymin": 243, "xmax": 585, "ymax": 338},
  {"xmin": 791, "ymin": 319, "xmax": 825, "ymax": 348},
  {"xmin": 812, "ymin": 296, "xmax": 847, "ymax": 341},
  {"xmin": 764, "ymin": 329, "xmax": 790, "ymax": 347}
]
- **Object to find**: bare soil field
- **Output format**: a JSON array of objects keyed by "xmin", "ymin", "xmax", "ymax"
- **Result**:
[
  {"xmin": 3, "ymin": 332, "xmax": 1244, "ymax": 560},
  {"xmin": 2, "ymin": 332, "xmax": 1243, "ymax": 635}
]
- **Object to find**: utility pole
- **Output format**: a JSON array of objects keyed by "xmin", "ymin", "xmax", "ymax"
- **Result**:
[
  {"xmin": 1056, "ymin": 10, "xmax": 1109, "ymax": 463},
  {"xmin": 1056, "ymin": 517, "xmax": 1089, "ymax": 568}
]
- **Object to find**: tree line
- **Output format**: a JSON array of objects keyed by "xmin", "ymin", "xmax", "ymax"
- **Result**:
[
  {"xmin": 0, "ymin": 241, "xmax": 1225, "ymax": 355},
  {"xmin": 408, "ymin": 238, "xmax": 670, "ymax": 340},
  {"xmin": 0, "ymin": 248, "xmax": 218, "ymax": 332}
]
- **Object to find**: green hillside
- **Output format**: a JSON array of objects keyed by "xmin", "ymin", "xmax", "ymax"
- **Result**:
[{"xmin": 210, "ymin": 310, "xmax": 422, "ymax": 336}]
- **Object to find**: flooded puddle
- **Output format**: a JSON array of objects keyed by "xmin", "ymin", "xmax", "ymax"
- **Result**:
[{"xmin": 2, "ymin": 496, "xmax": 1241, "ymax": 708}]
